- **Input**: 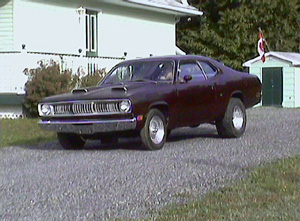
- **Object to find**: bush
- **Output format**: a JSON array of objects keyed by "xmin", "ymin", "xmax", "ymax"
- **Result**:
[
  {"xmin": 79, "ymin": 69, "xmax": 106, "ymax": 88},
  {"xmin": 23, "ymin": 61, "xmax": 106, "ymax": 117}
]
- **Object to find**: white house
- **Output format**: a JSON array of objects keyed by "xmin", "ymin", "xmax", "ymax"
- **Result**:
[
  {"xmin": 243, "ymin": 52, "xmax": 300, "ymax": 108},
  {"xmin": 0, "ymin": 0, "xmax": 202, "ymax": 118}
]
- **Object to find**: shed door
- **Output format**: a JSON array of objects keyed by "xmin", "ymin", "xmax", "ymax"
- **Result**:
[{"xmin": 262, "ymin": 67, "xmax": 283, "ymax": 106}]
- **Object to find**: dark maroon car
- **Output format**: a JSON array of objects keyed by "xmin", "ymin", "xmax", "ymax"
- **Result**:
[{"xmin": 38, "ymin": 55, "xmax": 261, "ymax": 150}]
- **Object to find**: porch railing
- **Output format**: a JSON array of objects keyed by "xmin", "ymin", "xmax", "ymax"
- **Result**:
[{"xmin": 0, "ymin": 50, "xmax": 125, "ymax": 94}]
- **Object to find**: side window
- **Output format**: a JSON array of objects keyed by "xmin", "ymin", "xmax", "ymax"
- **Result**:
[
  {"xmin": 153, "ymin": 62, "xmax": 174, "ymax": 81},
  {"xmin": 199, "ymin": 61, "xmax": 218, "ymax": 78},
  {"xmin": 179, "ymin": 62, "xmax": 205, "ymax": 82}
]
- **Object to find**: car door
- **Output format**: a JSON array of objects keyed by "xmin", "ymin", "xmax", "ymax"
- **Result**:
[{"xmin": 176, "ymin": 60, "xmax": 216, "ymax": 127}]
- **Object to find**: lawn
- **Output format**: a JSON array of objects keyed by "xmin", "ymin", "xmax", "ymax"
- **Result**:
[
  {"xmin": 0, "ymin": 118, "xmax": 56, "ymax": 147},
  {"xmin": 155, "ymin": 156, "xmax": 300, "ymax": 220}
]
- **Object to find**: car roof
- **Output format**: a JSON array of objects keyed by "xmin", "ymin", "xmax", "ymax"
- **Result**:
[{"xmin": 120, "ymin": 55, "xmax": 217, "ymax": 64}]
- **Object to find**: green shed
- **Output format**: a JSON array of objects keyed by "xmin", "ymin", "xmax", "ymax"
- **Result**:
[{"xmin": 243, "ymin": 52, "xmax": 300, "ymax": 108}]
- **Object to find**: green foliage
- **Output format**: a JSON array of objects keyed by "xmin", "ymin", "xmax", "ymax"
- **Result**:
[
  {"xmin": 178, "ymin": 0, "xmax": 300, "ymax": 70},
  {"xmin": 24, "ymin": 62, "xmax": 75, "ymax": 117},
  {"xmin": 155, "ymin": 156, "xmax": 300, "ymax": 220},
  {"xmin": 79, "ymin": 69, "xmax": 106, "ymax": 88},
  {"xmin": 1, "ymin": 118, "xmax": 56, "ymax": 147},
  {"xmin": 23, "ymin": 61, "xmax": 107, "ymax": 117}
]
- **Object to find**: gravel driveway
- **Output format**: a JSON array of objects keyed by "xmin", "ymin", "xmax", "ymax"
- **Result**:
[{"xmin": 1, "ymin": 107, "xmax": 299, "ymax": 220}]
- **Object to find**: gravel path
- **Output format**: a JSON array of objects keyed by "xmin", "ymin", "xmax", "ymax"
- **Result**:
[{"xmin": 1, "ymin": 107, "xmax": 299, "ymax": 220}]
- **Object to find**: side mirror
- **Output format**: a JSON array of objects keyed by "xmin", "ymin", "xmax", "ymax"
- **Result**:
[{"xmin": 183, "ymin": 75, "xmax": 193, "ymax": 82}]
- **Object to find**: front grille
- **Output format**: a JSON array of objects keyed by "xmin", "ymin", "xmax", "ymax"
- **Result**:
[{"xmin": 51, "ymin": 100, "xmax": 123, "ymax": 116}]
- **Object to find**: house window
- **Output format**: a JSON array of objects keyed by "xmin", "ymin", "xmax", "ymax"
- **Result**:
[{"xmin": 85, "ymin": 10, "xmax": 98, "ymax": 56}]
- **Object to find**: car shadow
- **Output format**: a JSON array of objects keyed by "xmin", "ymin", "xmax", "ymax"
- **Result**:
[
  {"xmin": 21, "ymin": 138, "xmax": 146, "ymax": 151},
  {"xmin": 83, "ymin": 138, "xmax": 145, "ymax": 151},
  {"xmin": 21, "ymin": 126, "xmax": 221, "ymax": 151},
  {"xmin": 167, "ymin": 126, "xmax": 221, "ymax": 142}
]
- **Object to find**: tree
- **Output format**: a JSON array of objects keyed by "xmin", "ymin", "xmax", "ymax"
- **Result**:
[{"xmin": 178, "ymin": 0, "xmax": 300, "ymax": 70}]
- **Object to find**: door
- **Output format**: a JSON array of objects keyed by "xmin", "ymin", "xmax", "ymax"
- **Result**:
[
  {"xmin": 176, "ymin": 61, "xmax": 216, "ymax": 127},
  {"xmin": 262, "ymin": 68, "xmax": 283, "ymax": 106}
]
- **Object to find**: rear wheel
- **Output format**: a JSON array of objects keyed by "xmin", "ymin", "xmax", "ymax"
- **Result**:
[
  {"xmin": 57, "ymin": 133, "xmax": 86, "ymax": 149},
  {"xmin": 216, "ymin": 98, "xmax": 246, "ymax": 138},
  {"xmin": 140, "ymin": 109, "xmax": 167, "ymax": 150}
]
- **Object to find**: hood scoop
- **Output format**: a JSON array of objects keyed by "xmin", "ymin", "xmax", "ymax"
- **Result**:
[
  {"xmin": 111, "ymin": 86, "xmax": 128, "ymax": 93},
  {"xmin": 72, "ymin": 88, "xmax": 88, "ymax": 94}
]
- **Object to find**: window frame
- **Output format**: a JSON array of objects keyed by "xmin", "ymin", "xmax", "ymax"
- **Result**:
[
  {"xmin": 177, "ymin": 60, "xmax": 206, "ymax": 82},
  {"xmin": 197, "ymin": 60, "xmax": 220, "ymax": 79},
  {"xmin": 85, "ymin": 10, "xmax": 98, "ymax": 56}
]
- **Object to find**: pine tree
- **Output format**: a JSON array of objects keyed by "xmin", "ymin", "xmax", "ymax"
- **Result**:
[{"xmin": 178, "ymin": 0, "xmax": 300, "ymax": 70}]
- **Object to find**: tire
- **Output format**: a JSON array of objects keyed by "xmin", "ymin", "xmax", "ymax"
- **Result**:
[
  {"xmin": 57, "ymin": 133, "xmax": 86, "ymax": 149},
  {"xmin": 140, "ymin": 109, "xmax": 167, "ymax": 150},
  {"xmin": 216, "ymin": 98, "xmax": 247, "ymax": 138}
]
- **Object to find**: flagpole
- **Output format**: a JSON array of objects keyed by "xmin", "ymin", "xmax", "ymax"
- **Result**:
[{"xmin": 259, "ymin": 27, "xmax": 271, "ymax": 52}]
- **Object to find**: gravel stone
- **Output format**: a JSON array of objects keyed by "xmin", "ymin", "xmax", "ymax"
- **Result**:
[{"xmin": 0, "ymin": 107, "xmax": 299, "ymax": 220}]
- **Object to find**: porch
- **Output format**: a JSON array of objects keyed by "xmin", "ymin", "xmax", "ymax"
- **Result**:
[
  {"xmin": 0, "ymin": 50, "xmax": 124, "ymax": 118},
  {"xmin": 0, "ymin": 50, "xmax": 124, "ymax": 93}
]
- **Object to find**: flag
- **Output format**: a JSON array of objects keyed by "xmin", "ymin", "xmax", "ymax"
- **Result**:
[{"xmin": 257, "ymin": 30, "xmax": 266, "ymax": 62}]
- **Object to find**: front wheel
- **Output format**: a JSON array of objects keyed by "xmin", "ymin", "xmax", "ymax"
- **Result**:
[
  {"xmin": 140, "ymin": 109, "xmax": 167, "ymax": 150},
  {"xmin": 216, "ymin": 98, "xmax": 247, "ymax": 138},
  {"xmin": 57, "ymin": 133, "xmax": 86, "ymax": 149}
]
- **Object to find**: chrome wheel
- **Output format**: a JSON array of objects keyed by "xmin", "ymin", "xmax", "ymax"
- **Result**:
[
  {"xmin": 149, "ymin": 116, "xmax": 165, "ymax": 144},
  {"xmin": 216, "ymin": 98, "xmax": 246, "ymax": 138},
  {"xmin": 232, "ymin": 106, "xmax": 244, "ymax": 130},
  {"xmin": 141, "ymin": 109, "xmax": 167, "ymax": 150}
]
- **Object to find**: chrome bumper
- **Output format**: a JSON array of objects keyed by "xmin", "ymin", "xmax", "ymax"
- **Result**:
[{"xmin": 39, "ymin": 118, "xmax": 137, "ymax": 134}]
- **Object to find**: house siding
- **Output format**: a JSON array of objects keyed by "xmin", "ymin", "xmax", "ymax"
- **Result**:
[
  {"xmin": 0, "ymin": 0, "xmax": 14, "ymax": 51},
  {"xmin": 295, "ymin": 68, "xmax": 300, "ymax": 107},
  {"xmin": 0, "ymin": 105, "xmax": 23, "ymax": 118},
  {"xmin": 249, "ymin": 67, "xmax": 262, "ymax": 106},
  {"xmin": 12, "ymin": 0, "xmax": 176, "ymax": 58},
  {"xmin": 13, "ymin": 0, "xmax": 82, "ymax": 54},
  {"xmin": 282, "ymin": 67, "xmax": 295, "ymax": 107},
  {"xmin": 98, "ymin": 5, "xmax": 176, "ymax": 58}
]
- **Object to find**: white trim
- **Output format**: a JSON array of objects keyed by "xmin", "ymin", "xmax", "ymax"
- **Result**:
[
  {"xmin": 176, "ymin": 46, "xmax": 186, "ymax": 55},
  {"xmin": 85, "ymin": 14, "xmax": 90, "ymax": 52},
  {"xmin": 123, "ymin": 0, "xmax": 203, "ymax": 16},
  {"xmin": 243, "ymin": 52, "xmax": 300, "ymax": 67},
  {"xmin": 90, "ymin": 14, "xmax": 97, "ymax": 52}
]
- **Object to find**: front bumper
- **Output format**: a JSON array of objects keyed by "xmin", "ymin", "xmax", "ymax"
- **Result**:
[{"xmin": 39, "ymin": 118, "xmax": 137, "ymax": 134}]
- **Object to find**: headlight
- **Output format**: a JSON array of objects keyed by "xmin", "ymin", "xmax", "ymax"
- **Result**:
[
  {"xmin": 119, "ymin": 100, "xmax": 131, "ymax": 113},
  {"xmin": 38, "ymin": 104, "xmax": 54, "ymax": 116}
]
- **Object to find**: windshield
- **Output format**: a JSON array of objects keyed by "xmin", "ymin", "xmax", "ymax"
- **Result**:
[{"xmin": 102, "ymin": 60, "xmax": 174, "ymax": 84}]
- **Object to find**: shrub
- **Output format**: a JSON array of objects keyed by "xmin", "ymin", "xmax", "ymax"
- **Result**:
[
  {"xmin": 79, "ymin": 69, "xmax": 106, "ymax": 88},
  {"xmin": 23, "ymin": 61, "xmax": 76, "ymax": 117},
  {"xmin": 23, "ymin": 61, "xmax": 107, "ymax": 117}
]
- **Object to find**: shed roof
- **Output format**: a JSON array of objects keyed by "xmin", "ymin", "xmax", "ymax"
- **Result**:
[
  {"xmin": 243, "ymin": 52, "xmax": 300, "ymax": 67},
  {"xmin": 123, "ymin": 0, "xmax": 203, "ymax": 16}
]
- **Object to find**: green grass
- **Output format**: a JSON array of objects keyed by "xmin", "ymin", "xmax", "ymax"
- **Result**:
[
  {"xmin": 0, "ymin": 118, "xmax": 56, "ymax": 147},
  {"xmin": 155, "ymin": 156, "xmax": 300, "ymax": 220}
]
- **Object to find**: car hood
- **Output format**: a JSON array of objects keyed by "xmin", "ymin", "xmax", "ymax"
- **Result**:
[{"xmin": 41, "ymin": 82, "xmax": 158, "ymax": 103}]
